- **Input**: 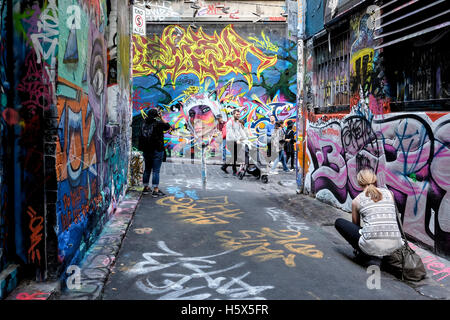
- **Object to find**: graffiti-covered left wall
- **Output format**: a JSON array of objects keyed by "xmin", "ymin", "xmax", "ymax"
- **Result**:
[
  {"xmin": 0, "ymin": 0, "xmax": 11, "ymax": 283},
  {"xmin": 0, "ymin": 0, "xmax": 132, "ymax": 296}
]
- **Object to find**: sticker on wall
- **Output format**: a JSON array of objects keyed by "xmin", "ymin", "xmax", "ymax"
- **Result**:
[{"xmin": 133, "ymin": 6, "xmax": 145, "ymax": 36}]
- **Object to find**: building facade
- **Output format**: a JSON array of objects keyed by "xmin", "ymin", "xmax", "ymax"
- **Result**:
[
  {"xmin": 300, "ymin": 0, "xmax": 450, "ymax": 257},
  {"xmin": 0, "ymin": 0, "xmax": 133, "ymax": 298}
]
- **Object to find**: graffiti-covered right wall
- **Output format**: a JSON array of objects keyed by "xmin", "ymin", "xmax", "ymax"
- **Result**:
[{"xmin": 303, "ymin": 0, "xmax": 450, "ymax": 257}]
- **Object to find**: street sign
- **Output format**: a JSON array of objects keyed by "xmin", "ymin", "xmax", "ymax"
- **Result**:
[{"xmin": 133, "ymin": 6, "xmax": 146, "ymax": 36}]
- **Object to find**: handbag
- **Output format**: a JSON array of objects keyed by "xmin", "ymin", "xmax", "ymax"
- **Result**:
[{"xmin": 382, "ymin": 206, "xmax": 426, "ymax": 281}]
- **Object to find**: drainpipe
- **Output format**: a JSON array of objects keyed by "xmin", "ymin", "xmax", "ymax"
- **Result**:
[{"xmin": 296, "ymin": 0, "xmax": 306, "ymax": 194}]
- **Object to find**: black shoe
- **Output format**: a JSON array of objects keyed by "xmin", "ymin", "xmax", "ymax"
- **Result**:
[
  {"xmin": 221, "ymin": 165, "xmax": 228, "ymax": 174},
  {"xmin": 143, "ymin": 186, "xmax": 151, "ymax": 195},
  {"xmin": 152, "ymin": 189, "xmax": 165, "ymax": 197}
]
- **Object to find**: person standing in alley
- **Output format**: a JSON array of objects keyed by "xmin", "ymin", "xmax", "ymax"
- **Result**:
[
  {"xmin": 216, "ymin": 114, "xmax": 227, "ymax": 164},
  {"xmin": 266, "ymin": 115, "xmax": 276, "ymax": 159},
  {"xmin": 284, "ymin": 120, "xmax": 296, "ymax": 170},
  {"xmin": 270, "ymin": 121, "xmax": 290, "ymax": 174},
  {"xmin": 139, "ymin": 108, "xmax": 173, "ymax": 197},
  {"xmin": 221, "ymin": 109, "xmax": 246, "ymax": 175}
]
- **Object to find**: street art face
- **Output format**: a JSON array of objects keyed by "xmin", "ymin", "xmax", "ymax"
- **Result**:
[
  {"xmin": 132, "ymin": 24, "xmax": 297, "ymax": 157},
  {"xmin": 181, "ymin": 92, "xmax": 221, "ymax": 144}
]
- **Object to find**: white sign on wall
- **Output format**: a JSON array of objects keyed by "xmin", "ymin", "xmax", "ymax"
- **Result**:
[{"xmin": 133, "ymin": 6, "xmax": 146, "ymax": 35}]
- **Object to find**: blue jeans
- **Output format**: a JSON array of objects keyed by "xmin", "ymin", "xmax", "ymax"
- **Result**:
[
  {"xmin": 143, "ymin": 150, "xmax": 164, "ymax": 187},
  {"xmin": 222, "ymin": 139, "xmax": 227, "ymax": 162},
  {"xmin": 272, "ymin": 150, "xmax": 289, "ymax": 171}
]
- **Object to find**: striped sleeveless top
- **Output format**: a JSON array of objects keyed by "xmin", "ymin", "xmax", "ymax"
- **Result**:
[{"xmin": 356, "ymin": 188, "xmax": 403, "ymax": 257}]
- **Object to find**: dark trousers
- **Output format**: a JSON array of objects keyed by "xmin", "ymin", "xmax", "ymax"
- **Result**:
[
  {"xmin": 285, "ymin": 150, "xmax": 295, "ymax": 169},
  {"xmin": 335, "ymin": 218, "xmax": 362, "ymax": 251},
  {"xmin": 223, "ymin": 141, "xmax": 237, "ymax": 173},
  {"xmin": 335, "ymin": 218, "xmax": 381, "ymax": 261},
  {"xmin": 143, "ymin": 149, "xmax": 164, "ymax": 187},
  {"xmin": 334, "ymin": 218, "xmax": 383, "ymax": 265}
]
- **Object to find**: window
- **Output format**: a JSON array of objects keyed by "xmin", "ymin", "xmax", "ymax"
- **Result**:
[
  {"xmin": 384, "ymin": 31, "xmax": 449, "ymax": 110},
  {"xmin": 377, "ymin": 0, "xmax": 450, "ymax": 110},
  {"xmin": 314, "ymin": 29, "xmax": 350, "ymax": 111}
]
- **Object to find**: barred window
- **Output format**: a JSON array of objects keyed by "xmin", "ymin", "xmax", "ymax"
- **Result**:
[{"xmin": 314, "ymin": 30, "xmax": 350, "ymax": 110}]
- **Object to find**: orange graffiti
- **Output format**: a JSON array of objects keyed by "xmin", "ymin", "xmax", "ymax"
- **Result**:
[
  {"xmin": 27, "ymin": 206, "xmax": 43, "ymax": 264},
  {"xmin": 56, "ymin": 77, "xmax": 97, "ymax": 182},
  {"xmin": 426, "ymin": 112, "xmax": 447, "ymax": 122},
  {"xmin": 132, "ymin": 25, "xmax": 277, "ymax": 89}
]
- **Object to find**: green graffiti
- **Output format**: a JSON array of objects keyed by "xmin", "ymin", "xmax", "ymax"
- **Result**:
[{"xmin": 13, "ymin": 9, "xmax": 34, "ymax": 44}]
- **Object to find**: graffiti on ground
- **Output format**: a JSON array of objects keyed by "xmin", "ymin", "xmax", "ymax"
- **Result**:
[
  {"xmin": 265, "ymin": 207, "xmax": 310, "ymax": 232},
  {"xmin": 215, "ymin": 227, "xmax": 323, "ymax": 267},
  {"xmin": 156, "ymin": 196, "xmax": 243, "ymax": 225},
  {"xmin": 127, "ymin": 241, "xmax": 274, "ymax": 299}
]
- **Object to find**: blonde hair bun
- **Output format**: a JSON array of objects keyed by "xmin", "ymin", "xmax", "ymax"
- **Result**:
[{"xmin": 357, "ymin": 168, "xmax": 383, "ymax": 202}]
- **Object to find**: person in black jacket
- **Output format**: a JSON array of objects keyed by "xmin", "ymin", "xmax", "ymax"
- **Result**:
[
  {"xmin": 284, "ymin": 120, "xmax": 296, "ymax": 170},
  {"xmin": 139, "ymin": 108, "xmax": 172, "ymax": 197}
]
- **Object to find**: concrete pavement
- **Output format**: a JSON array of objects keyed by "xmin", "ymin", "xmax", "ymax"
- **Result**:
[
  {"xmin": 99, "ymin": 162, "xmax": 449, "ymax": 300},
  {"xmin": 8, "ymin": 161, "xmax": 450, "ymax": 300}
]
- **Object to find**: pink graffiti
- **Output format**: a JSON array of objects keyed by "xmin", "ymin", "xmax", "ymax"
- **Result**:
[
  {"xmin": 16, "ymin": 51, "xmax": 52, "ymax": 116},
  {"xmin": 16, "ymin": 291, "xmax": 50, "ymax": 300},
  {"xmin": 306, "ymin": 113, "xmax": 450, "ymax": 250},
  {"xmin": 2, "ymin": 108, "xmax": 20, "ymax": 126},
  {"xmin": 409, "ymin": 243, "xmax": 450, "ymax": 282}
]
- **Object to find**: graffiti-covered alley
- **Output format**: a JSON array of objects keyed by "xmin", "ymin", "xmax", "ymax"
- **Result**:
[{"xmin": 0, "ymin": 0, "xmax": 449, "ymax": 302}]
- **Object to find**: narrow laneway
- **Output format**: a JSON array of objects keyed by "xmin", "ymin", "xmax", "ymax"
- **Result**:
[{"xmin": 102, "ymin": 163, "xmax": 426, "ymax": 300}]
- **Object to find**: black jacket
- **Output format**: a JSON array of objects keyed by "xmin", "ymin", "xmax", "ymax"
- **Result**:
[
  {"xmin": 139, "ymin": 117, "xmax": 171, "ymax": 152},
  {"xmin": 284, "ymin": 128, "xmax": 295, "ymax": 153}
]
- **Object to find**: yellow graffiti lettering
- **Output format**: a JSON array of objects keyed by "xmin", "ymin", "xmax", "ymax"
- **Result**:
[
  {"xmin": 132, "ymin": 25, "xmax": 277, "ymax": 89},
  {"xmin": 248, "ymin": 31, "xmax": 279, "ymax": 53},
  {"xmin": 215, "ymin": 227, "xmax": 323, "ymax": 267},
  {"xmin": 156, "ymin": 196, "xmax": 242, "ymax": 225}
]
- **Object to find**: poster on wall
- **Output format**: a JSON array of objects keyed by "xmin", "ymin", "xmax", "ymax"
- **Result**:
[{"xmin": 133, "ymin": 6, "xmax": 146, "ymax": 36}]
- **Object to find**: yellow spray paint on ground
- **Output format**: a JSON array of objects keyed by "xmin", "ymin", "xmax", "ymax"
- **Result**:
[
  {"xmin": 156, "ymin": 196, "xmax": 243, "ymax": 225},
  {"xmin": 215, "ymin": 227, "xmax": 323, "ymax": 267}
]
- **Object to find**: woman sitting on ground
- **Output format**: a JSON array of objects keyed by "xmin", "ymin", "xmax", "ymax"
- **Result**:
[{"xmin": 335, "ymin": 168, "xmax": 403, "ymax": 262}]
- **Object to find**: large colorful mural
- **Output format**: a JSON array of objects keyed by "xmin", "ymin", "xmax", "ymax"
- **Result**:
[
  {"xmin": 132, "ymin": 24, "xmax": 297, "ymax": 158},
  {"xmin": 303, "ymin": 7, "xmax": 450, "ymax": 255},
  {"xmin": 55, "ymin": 0, "xmax": 131, "ymax": 273}
]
